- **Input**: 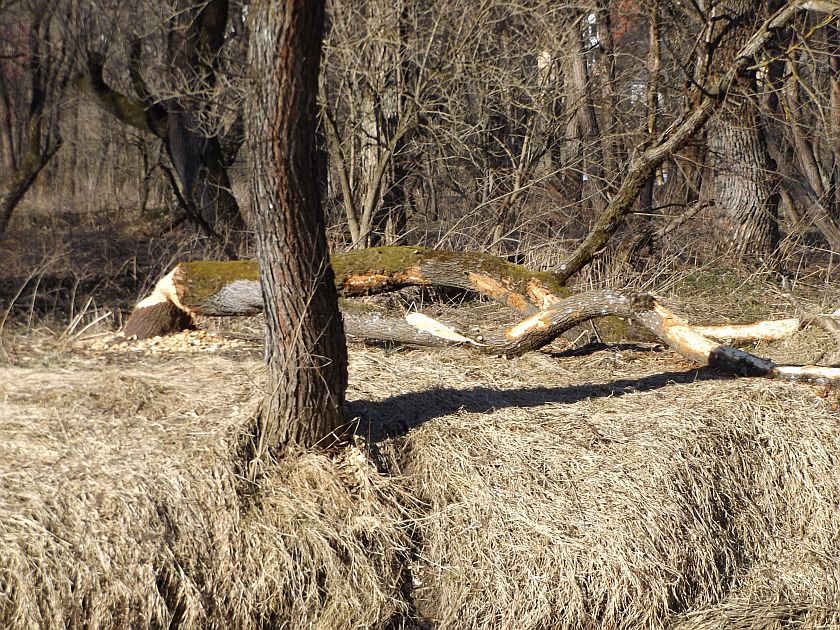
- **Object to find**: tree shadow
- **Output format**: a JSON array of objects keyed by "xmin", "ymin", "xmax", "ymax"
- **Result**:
[{"xmin": 349, "ymin": 366, "xmax": 733, "ymax": 442}]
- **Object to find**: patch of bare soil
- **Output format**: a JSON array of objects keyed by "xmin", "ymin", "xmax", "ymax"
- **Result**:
[{"xmin": 2, "ymin": 326, "xmax": 839, "ymax": 628}]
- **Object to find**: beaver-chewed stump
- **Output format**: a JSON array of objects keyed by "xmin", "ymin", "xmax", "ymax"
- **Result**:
[{"xmin": 124, "ymin": 246, "xmax": 840, "ymax": 383}]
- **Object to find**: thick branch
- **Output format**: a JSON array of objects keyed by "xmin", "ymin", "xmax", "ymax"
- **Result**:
[
  {"xmin": 122, "ymin": 249, "xmax": 840, "ymax": 383},
  {"xmin": 75, "ymin": 53, "xmax": 167, "ymax": 138},
  {"xmin": 551, "ymin": 1, "xmax": 805, "ymax": 284},
  {"xmin": 124, "ymin": 248, "xmax": 570, "ymax": 337}
]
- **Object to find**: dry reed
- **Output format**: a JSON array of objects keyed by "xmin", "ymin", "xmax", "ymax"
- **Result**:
[{"xmin": 1, "ymin": 339, "xmax": 839, "ymax": 628}]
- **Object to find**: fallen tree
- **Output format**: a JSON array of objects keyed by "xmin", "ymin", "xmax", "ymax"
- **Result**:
[{"xmin": 122, "ymin": 247, "xmax": 840, "ymax": 383}]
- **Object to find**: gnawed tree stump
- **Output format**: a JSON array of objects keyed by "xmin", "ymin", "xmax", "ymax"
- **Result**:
[
  {"xmin": 127, "ymin": 247, "xmax": 569, "ymax": 328},
  {"xmin": 124, "ymin": 247, "xmax": 840, "ymax": 383}
]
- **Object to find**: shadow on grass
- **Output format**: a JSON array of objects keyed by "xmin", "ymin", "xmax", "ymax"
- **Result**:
[{"xmin": 349, "ymin": 366, "xmax": 733, "ymax": 442}]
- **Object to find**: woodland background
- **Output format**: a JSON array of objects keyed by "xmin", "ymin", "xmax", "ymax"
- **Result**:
[{"xmin": 2, "ymin": 0, "xmax": 839, "ymax": 308}]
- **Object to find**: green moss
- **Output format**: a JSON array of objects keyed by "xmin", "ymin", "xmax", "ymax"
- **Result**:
[
  {"xmin": 181, "ymin": 260, "xmax": 259, "ymax": 303},
  {"xmin": 180, "ymin": 248, "xmax": 572, "ymax": 304},
  {"xmin": 593, "ymin": 316, "xmax": 656, "ymax": 343},
  {"xmin": 330, "ymin": 246, "xmax": 572, "ymax": 297},
  {"xmin": 330, "ymin": 246, "xmax": 427, "ymax": 280}
]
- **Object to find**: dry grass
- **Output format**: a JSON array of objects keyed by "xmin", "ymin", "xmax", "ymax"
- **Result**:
[
  {"xmin": 1, "ymin": 324, "xmax": 839, "ymax": 628},
  {"xmin": 0, "ymin": 353, "xmax": 414, "ymax": 629},
  {"xmin": 354, "ymin": 344, "xmax": 840, "ymax": 629}
]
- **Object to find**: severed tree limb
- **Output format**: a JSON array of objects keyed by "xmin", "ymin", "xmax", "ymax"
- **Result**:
[
  {"xmin": 123, "ymin": 249, "xmax": 840, "ymax": 382},
  {"xmin": 125, "ymin": 247, "xmax": 572, "ymax": 338},
  {"xmin": 406, "ymin": 294, "xmax": 840, "ymax": 382}
]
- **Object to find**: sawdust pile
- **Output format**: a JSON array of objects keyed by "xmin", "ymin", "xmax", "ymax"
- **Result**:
[{"xmin": 1, "ymin": 340, "xmax": 839, "ymax": 628}]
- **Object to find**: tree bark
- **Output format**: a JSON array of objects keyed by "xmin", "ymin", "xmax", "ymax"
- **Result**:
[
  {"xmin": 124, "ymin": 247, "xmax": 572, "ymax": 339},
  {"xmin": 74, "ymin": 1, "xmax": 245, "ymax": 236},
  {"xmin": 123, "ymin": 248, "xmax": 840, "ymax": 383},
  {"xmin": 703, "ymin": 0, "xmax": 780, "ymax": 259},
  {"xmin": 0, "ymin": 6, "xmax": 65, "ymax": 233},
  {"xmin": 550, "ymin": 1, "xmax": 806, "ymax": 282},
  {"xmin": 560, "ymin": 17, "xmax": 608, "ymax": 216},
  {"xmin": 246, "ymin": 0, "xmax": 348, "ymax": 454}
]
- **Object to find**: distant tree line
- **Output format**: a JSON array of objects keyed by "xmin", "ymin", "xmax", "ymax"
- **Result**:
[{"xmin": 2, "ymin": 0, "xmax": 839, "ymax": 267}]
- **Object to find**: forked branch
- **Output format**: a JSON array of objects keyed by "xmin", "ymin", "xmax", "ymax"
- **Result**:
[{"xmin": 122, "ymin": 248, "xmax": 840, "ymax": 383}]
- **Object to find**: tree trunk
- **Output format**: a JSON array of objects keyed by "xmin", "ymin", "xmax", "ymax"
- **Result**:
[
  {"xmin": 123, "ymin": 248, "xmax": 572, "ymax": 337},
  {"xmin": 165, "ymin": 107, "xmax": 243, "ymax": 231},
  {"xmin": 0, "ymin": 7, "xmax": 64, "ymax": 234},
  {"xmin": 246, "ymin": 0, "xmax": 348, "ymax": 454},
  {"xmin": 123, "ymin": 250, "xmax": 840, "ymax": 384},
  {"xmin": 704, "ymin": 0, "xmax": 780, "ymax": 259},
  {"xmin": 560, "ymin": 18, "xmax": 608, "ymax": 216},
  {"xmin": 550, "ymin": 1, "xmax": 804, "ymax": 282},
  {"xmin": 74, "ymin": 0, "xmax": 246, "ymax": 237}
]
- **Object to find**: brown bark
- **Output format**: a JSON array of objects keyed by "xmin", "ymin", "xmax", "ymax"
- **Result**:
[
  {"xmin": 124, "ymin": 248, "xmax": 572, "ymax": 338},
  {"xmin": 73, "ymin": 1, "xmax": 245, "ymax": 236},
  {"xmin": 551, "ymin": 1, "xmax": 804, "ymax": 283},
  {"xmin": 560, "ymin": 19, "xmax": 608, "ymax": 215},
  {"xmin": 0, "ymin": 7, "xmax": 65, "ymax": 233},
  {"xmin": 124, "ymin": 248, "xmax": 840, "ymax": 383},
  {"xmin": 246, "ymin": 0, "xmax": 348, "ymax": 454},
  {"xmin": 704, "ymin": 0, "xmax": 780, "ymax": 259}
]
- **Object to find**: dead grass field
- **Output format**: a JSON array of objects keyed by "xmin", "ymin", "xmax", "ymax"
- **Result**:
[
  {"xmin": 1, "ymin": 315, "xmax": 839, "ymax": 628},
  {"xmin": 3, "ymin": 222, "xmax": 840, "ymax": 628}
]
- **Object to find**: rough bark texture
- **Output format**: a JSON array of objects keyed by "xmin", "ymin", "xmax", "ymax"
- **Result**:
[
  {"xmin": 551, "ymin": 1, "xmax": 804, "ymax": 282},
  {"xmin": 124, "ymin": 247, "xmax": 571, "ymax": 338},
  {"xmin": 74, "ymin": 0, "xmax": 245, "ymax": 235},
  {"xmin": 703, "ymin": 0, "xmax": 779, "ymax": 258},
  {"xmin": 124, "ymin": 248, "xmax": 840, "ymax": 383},
  {"xmin": 246, "ymin": 0, "xmax": 348, "ymax": 453}
]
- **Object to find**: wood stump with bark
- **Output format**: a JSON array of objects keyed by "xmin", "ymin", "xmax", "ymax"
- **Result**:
[{"xmin": 124, "ymin": 246, "xmax": 840, "ymax": 383}]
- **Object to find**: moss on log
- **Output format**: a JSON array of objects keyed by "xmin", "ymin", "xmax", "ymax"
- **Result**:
[
  {"xmin": 122, "ymin": 251, "xmax": 840, "ymax": 382},
  {"xmin": 125, "ymin": 248, "xmax": 575, "ymax": 338},
  {"xmin": 332, "ymin": 246, "xmax": 570, "ymax": 311}
]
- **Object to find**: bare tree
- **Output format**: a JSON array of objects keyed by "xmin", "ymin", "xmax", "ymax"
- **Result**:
[
  {"xmin": 73, "ymin": 0, "xmax": 246, "ymax": 238},
  {"xmin": 320, "ymin": 0, "xmax": 420, "ymax": 249},
  {"xmin": 699, "ymin": 0, "xmax": 781, "ymax": 259},
  {"xmin": 246, "ymin": 0, "xmax": 348, "ymax": 459},
  {"xmin": 0, "ymin": 0, "xmax": 71, "ymax": 233}
]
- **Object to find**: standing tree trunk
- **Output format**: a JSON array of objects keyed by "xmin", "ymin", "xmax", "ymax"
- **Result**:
[
  {"xmin": 247, "ymin": 0, "xmax": 348, "ymax": 457},
  {"xmin": 0, "ymin": 5, "xmax": 66, "ymax": 234},
  {"xmin": 704, "ymin": 0, "xmax": 780, "ymax": 259},
  {"xmin": 560, "ymin": 15, "xmax": 609, "ymax": 219},
  {"xmin": 74, "ymin": 0, "xmax": 246, "ymax": 237}
]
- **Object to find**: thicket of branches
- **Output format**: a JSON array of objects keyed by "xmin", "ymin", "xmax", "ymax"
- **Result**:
[{"xmin": 1, "ymin": 0, "xmax": 839, "ymax": 275}]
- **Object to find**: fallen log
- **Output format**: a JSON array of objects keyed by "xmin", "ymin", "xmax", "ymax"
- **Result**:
[
  {"xmin": 125, "ymin": 247, "xmax": 571, "ymax": 338},
  {"xmin": 123, "ymin": 247, "xmax": 840, "ymax": 383},
  {"xmin": 396, "ymin": 294, "xmax": 840, "ymax": 382}
]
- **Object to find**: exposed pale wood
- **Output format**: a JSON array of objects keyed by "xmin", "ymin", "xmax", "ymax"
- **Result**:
[
  {"xmin": 123, "ymin": 248, "xmax": 572, "ymax": 338},
  {"xmin": 124, "ymin": 250, "xmax": 840, "ymax": 382},
  {"xmin": 407, "ymin": 297, "xmax": 840, "ymax": 383},
  {"xmin": 692, "ymin": 319, "xmax": 801, "ymax": 342}
]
